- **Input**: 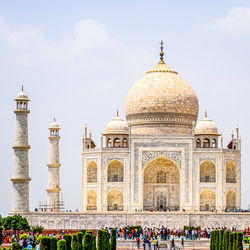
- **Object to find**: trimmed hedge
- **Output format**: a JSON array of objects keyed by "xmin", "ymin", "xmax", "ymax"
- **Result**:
[
  {"xmin": 77, "ymin": 232, "xmax": 83, "ymax": 250},
  {"xmin": 223, "ymin": 231, "xmax": 229, "ymax": 250},
  {"xmin": 41, "ymin": 236, "xmax": 51, "ymax": 250},
  {"xmin": 237, "ymin": 232, "xmax": 243, "ymax": 250},
  {"xmin": 92, "ymin": 234, "xmax": 97, "ymax": 250},
  {"xmin": 64, "ymin": 234, "xmax": 72, "ymax": 250},
  {"xmin": 57, "ymin": 239, "xmax": 67, "ymax": 250},
  {"xmin": 102, "ymin": 230, "xmax": 110, "ymax": 250},
  {"xmin": 50, "ymin": 236, "xmax": 57, "ymax": 250},
  {"xmin": 72, "ymin": 234, "xmax": 78, "ymax": 250},
  {"xmin": 210, "ymin": 230, "xmax": 243, "ymax": 250},
  {"xmin": 83, "ymin": 231, "xmax": 92, "ymax": 250},
  {"xmin": 97, "ymin": 230, "xmax": 103, "ymax": 250},
  {"xmin": 219, "ymin": 230, "xmax": 224, "ymax": 250},
  {"xmin": 12, "ymin": 242, "xmax": 22, "ymax": 250},
  {"xmin": 110, "ymin": 229, "xmax": 116, "ymax": 250}
]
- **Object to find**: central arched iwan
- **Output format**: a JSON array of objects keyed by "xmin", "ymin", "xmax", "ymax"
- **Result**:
[{"xmin": 143, "ymin": 156, "xmax": 180, "ymax": 211}]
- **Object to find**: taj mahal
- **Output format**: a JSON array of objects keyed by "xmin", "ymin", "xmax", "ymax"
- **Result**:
[{"xmin": 10, "ymin": 43, "xmax": 250, "ymax": 229}]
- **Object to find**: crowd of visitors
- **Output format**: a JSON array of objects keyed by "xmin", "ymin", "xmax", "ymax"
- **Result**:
[{"xmin": 1, "ymin": 225, "xmax": 247, "ymax": 249}]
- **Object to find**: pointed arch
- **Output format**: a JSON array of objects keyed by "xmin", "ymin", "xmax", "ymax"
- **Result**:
[
  {"xmin": 143, "ymin": 156, "xmax": 180, "ymax": 211},
  {"xmin": 200, "ymin": 189, "xmax": 216, "ymax": 211},
  {"xmin": 87, "ymin": 161, "xmax": 97, "ymax": 182},
  {"xmin": 226, "ymin": 190, "xmax": 236, "ymax": 210},
  {"xmin": 226, "ymin": 161, "xmax": 236, "ymax": 183},
  {"xmin": 107, "ymin": 160, "xmax": 123, "ymax": 182},
  {"xmin": 200, "ymin": 160, "xmax": 216, "ymax": 182},
  {"xmin": 87, "ymin": 189, "xmax": 97, "ymax": 210},
  {"xmin": 107, "ymin": 189, "xmax": 123, "ymax": 211}
]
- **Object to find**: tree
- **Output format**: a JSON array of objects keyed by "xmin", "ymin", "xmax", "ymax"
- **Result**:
[
  {"xmin": 228, "ymin": 232, "xmax": 234, "ymax": 250},
  {"xmin": 97, "ymin": 230, "xmax": 102, "ymax": 250},
  {"xmin": 2, "ymin": 215, "xmax": 30, "ymax": 236},
  {"xmin": 51, "ymin": 237, "xmax": 58, "ymax": 250},
  {"xmin": 237, "ymin": 232, "xmax": 243, "ymax": 250},
  {"xmin": 31, "ymin": 225, "xmax": 44, "ymax": 235},
  {"xmin": 72, "ymin": 234, "xmax": 78, "ymax": 250},
  {"xmin": 92, "ymin": 234, "xmax": 96, "ymax": 250},
  {"xmin": 64, "ymin": 234, "xmax": 72, "ymax": 250},
  {"xmin": 83, "ymin": 231, "xmax": 92, "ymax": 250},
  {"xmin": 41, "ymin": 236, "xmax": 51, "ymax": 250},
  {"xmin": 57, "ymin": 239, "xmax": 67, "ymax": 250},
  {"xmin": 219, "ymin": 230, "xmax": 224, "ymax": 250},
  {"xmin": 223, "ymin": 231, "xmax": 229, "ymax": 250},
  {"xmin": 110, "ymin": 229, "xmax": 116, "ymax": 250},
  {"xmin": 77, "ymin": 231, "xmax": 83, "ymax": 250},
  {"xmin": 0, "ymin": 226, "xmax": 3, "ymax": 246},
  {"xmin": 102, "ymin": 230, "xmax": 109, "ymax": 250},
  {"xmin": 233, "ymin": 232, "xmax": 237, "ymax": 250}
]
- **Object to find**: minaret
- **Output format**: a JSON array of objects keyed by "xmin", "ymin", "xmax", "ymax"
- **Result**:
[
  {"xmin": 11, "ymin": 86, "xmax": 31, "ymax": 212},
  {"xmin": 46, "ymin": 118, "xmax": 61, "ymax": 212}
]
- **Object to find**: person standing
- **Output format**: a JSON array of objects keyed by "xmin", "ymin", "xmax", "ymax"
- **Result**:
[
  {"xmin": 152, "ymin": 238, "xmax": 157, "ymax": 250},
  {"xmin": 136, "ymin": 237, "xmax": 140, "ymax": 249}
]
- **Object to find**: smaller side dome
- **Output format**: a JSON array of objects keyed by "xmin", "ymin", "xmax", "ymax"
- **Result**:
[
  {"xmin": 104, "ymin": 112, "xmax": 129, "ymax": 135},
  {"xmin": 195, "ymin": 112, "xmax": 219, "ymax": 135}
]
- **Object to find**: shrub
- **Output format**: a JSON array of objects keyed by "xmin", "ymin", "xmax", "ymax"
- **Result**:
[
  {"xmin": 233, "ymin": 232, "xmax": 237, "ymax": 250},
  {"xmin": 237, "ymin": 232, "xmax": 243, "ymax": 250},
  {"xmin": 37, "ymin": 235, "xmax": 43, "ymax": 243},
  {"xmin": 20, "ymin": 234, "xmax": 29, "ymax": 240},
  {"xmin": 97, "ymin": 230, "xmax": 102, "ymax": 250},
  {"xmin": 219, "ymin": 230, "xmax": 224, "ymax": 250},
  {"xmin": 40, "ymin": 236, "xmax": 51, "ymax": 250},
  {"xmin": 110, "ymin": 229, "xmax": 116, "ymax": 250},
  {"xmin": 83, "ymin": 232, "xmax": 92, "ymax": 250},
  {"xmin": 92, "ymin": 234, "xmax": 96, "ymax": 250},
  {"xmin": 12, "ymin": 242, "xmax": 22, "ymax": 250},
  {"xmin": 77, "ymin": 232, "xmax": 83, "ymax": 250},
  {"xmin": 71, "ymin": 234, "xmax": 78, "ymax": 250},
  {"xmin": 102, "ymin": 230, "xmax": 109, "ymax": 250},
  {"xmin": 223, "ymin": 231, "xmax": 229, "ymax": 250},
  {"xmin": 64, "ymin": 234, "xmax": 72, "ymax": 250},
  {"xmin": 50, "ymin": 237, "xmax": 57, "ymax": 250},
  {"xmin": 229, "ymin": 232, "xmax": 234, "ymax": 250},
  {"xmin": 57, "ymin": 239, "xmax": 67, "ymax": 250},
  {"xmin": 210, "ymin": 230, "xmax": 214, "ymax": 250}
]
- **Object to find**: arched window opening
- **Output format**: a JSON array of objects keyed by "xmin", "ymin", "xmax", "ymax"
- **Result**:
[
  {"xmin": 108, "ymin": 160, "xmax": 123, "ymax": 182},
  {"xmin": 107, "ymin": 189, "xmax": 123, "ymax": 211},
  {"xmin": 123, "ymin": 138, "xmax": 127, "ymax": 148},
  {"xmin": 114, "ymin": 138, "xmax": 121, "ymax": 147},
  {"xmin": 212, "ymin": 139, "xmax": 217, "ymax": 148},
  {"xmin": 87, "ymin": 189, "xmax": 97, "ymax": 210},
  {"xmin": 203, "ymin": 138, "xmax": 210, "ymax": 148},
  {"xmin": 226, "ymin": 162, "xmax": 236, "ymax": 183},
  {"xmin": 200, "ymin": 190, "xmax": 216, "ymax": 211},
  {"xmin": 87, "ymin": 161, "xmax": 97, "ymax": 182},
  {"xmin": 200, "ymin": 161, "xmax": 216, "ymax": 182},
  {"xmin": 157, "ymin": 171, "xmax": 166, "ymax": 183},
  {"xmin": 226, "ymin": 190, "xmax": 236, "ymax": 210},
  {"xmin": 107, "ymin": 138, "xmax": 112, "ymax": 147},
  {"xmin": 196, "ymin": 138, "xmax": 201, "ymax": 148}
]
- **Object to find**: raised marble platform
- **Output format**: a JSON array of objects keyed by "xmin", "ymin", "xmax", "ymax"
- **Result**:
[{"xmin": 14, "ymin": 211, "xmax": 250, "ymax": 230}]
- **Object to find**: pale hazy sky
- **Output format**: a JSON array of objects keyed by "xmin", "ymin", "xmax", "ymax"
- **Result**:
[{"xmin": 1, "ymin": 0, "xmax": 250, "ymax": 216}]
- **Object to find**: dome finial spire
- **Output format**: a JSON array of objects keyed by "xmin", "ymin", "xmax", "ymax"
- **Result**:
[
  {"xmin": 159, "ymin": 40, "xmax": 165, "ymax": 64},
  {"xmin": 117, "ymin": 109, "xmax": 119, "ymax": 117},
  {"xmin": 21, "ymin": 85, "xmax": 24, "ymax": 92},
  {"xmin": 205, "ymin": 109, "xmax": 207, "ymax": 118}
]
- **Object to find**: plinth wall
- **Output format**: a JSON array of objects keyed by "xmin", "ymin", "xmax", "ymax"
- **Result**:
[{"xmin": 14, "ymin": 212, "xmax": 250, "ymax": 230}]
